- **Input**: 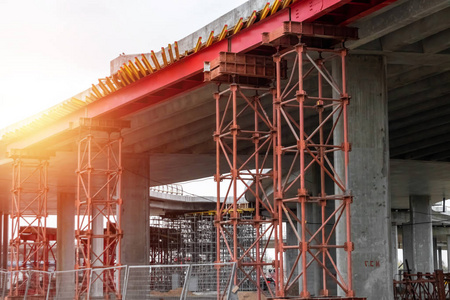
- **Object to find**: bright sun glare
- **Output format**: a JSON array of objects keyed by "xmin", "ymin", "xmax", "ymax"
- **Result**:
[{"xmin": 0, "ymin": 0, "xmax": 249, "ymax": 131}]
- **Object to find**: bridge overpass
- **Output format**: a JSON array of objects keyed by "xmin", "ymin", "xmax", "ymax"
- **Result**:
[{"xmin": 0, "ymin": 0, "xmax": 449, "ymax": 299}]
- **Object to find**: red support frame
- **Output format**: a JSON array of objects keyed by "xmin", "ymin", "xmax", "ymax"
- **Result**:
[
  {"xmin": 214, "ymin": 38, "xmax": 363, "ymax": 300},
  {"xmin": 214, "ymin": 84, "xmax": 277, "ymax": 298},
  {"xmin": 75, "ymin": 118, "xmax": 129, "ymax": 299},
  {"xmin": 9, "ymin": 150, "xmax": 50, "ymax": 297},
  {"xmin": 271, "ymin": 44, "xmax": 355, "ymax": 298}
]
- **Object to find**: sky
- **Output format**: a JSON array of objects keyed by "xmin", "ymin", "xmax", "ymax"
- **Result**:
[{"xmin": 0, "ymin": 0, "xmax": 249, "ymax": 130}]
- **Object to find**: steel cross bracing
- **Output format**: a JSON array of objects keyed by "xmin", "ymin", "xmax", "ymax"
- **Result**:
[
  {"xmin": 214, "ymin": 83, "xmax": 276, "ymax": 297},
  {"xmin": 9, "ymin": 150, "xmax": 51, "ymax": 297},
  {"xmin": 213, "ymin": 24, "xmax": 363, "ymax": 299},
  {"xmin": 273, "ymin": 45, "xmax": 354, "ymax": 298},
  {"xmin": 75, "ymin": 118, "xmax": 129, "ymax": 299}
]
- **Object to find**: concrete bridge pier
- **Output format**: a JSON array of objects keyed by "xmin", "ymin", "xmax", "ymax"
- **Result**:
[
  {"xmin": 391, "ymin": 222, "xmax": 399, "ymax": 279},
  {"xmin": 121, "ymin": 154, "xmax": 150, "ymax": 266},
  {"xmin": 334, "ymin": 54, "xmax": 393, "ymax": 299},
  {"xmin": 56, "ymin": 192, "xmax": 75, "ymax": 296},
  {"xmin": 2, "ymin": 213, "xmax": 6, "ymax": 270},
  {"xmin": 447, "ymin": 235, "xmax": 450, "ymax": 272},
  {"xmin": 403, "ymin": 195, "xmax": 433, "ymax": 273},
  {"xmin": 57, "ymin": 192, "xmax": 75, "ymax": 272},
  {"xmin": 285, "ymin": 203, "xmax": 322, "ymax": 296}
]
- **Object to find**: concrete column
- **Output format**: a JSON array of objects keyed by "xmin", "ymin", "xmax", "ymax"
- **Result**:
[
  {"xmin": 0, "ymin": 213, "xmax": 3, "ymax": 269},
  {"xmin": 91, "ymin": 205, "xmax": 104, "ymax": 297},
  {"xmin": 2, "ymin": 214, "xmax": 7, "ymax": 270},
  {"xmin": 391, "ymin": 223, "xmax": 398, "ymax": 279},
  {"xmin": 121, "ymin": 154, "xmax": 150, "ymax": 266},
  {"xmin": 56, "ymin": 193, "xmax": 75, "ymax": 271},
  {"xmin": 285, "ymin": 214, "xmax": 299, "ymax": 295},
  {"xmin": 285, "ymin": 204, "xmax": 321, "ymax": 296},
  {"xmin": 307, "ymin": 204, "xmax": 321, "ymax": 296},
  {"xmin": 56, "ymin": 193, "xmax": 75, "ymax": 298},
  {"xmin": 283, "ymin": 165, "xmax": 323, "ymax": 296},
  {"xmin": 433, "ymin": 237, "xmax": 438, "ymax": 270},
  {"xmin": 402, "ymin": 223, "xmax": 414, "ymax": 272},
  {"xmin": 410, "ymin": 196, "xmax": 433, "ymax": 273},
  {"xmin": 334, "ymin": 55, "xmax": 392, "ymax": 299},
  {"xmin": 447, "ymin": 235, "xmax": 450, "ymax": 272},
  {"xmin": 438, "ymin": 246, "xmax": 443, "ymax": 270}
]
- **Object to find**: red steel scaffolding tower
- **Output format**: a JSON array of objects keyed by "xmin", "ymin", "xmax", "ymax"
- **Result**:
[
  {"xmin": 9, "ymin": 149, "xmax": 50, "ymax": 297},
  {"xmin": 75, "ymin": 118, "xmax": 129, "ymax": 298},
  {"xmin": 212, "ymin": 22, "xmax": 364, "ymax": 299},
  {"xmin": 214, "ymin": 80, "xmax": 276, "ymax": 295}
]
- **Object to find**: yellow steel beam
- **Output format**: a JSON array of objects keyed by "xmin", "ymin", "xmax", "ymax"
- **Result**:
[
  {"xmin": 91, "ymin": 84, "xmax": 103, "ymax": 98},
  {"xmin": 97, "ymin": 80, "xmax": 110, "ymax": 95},
  {"xmin": 194, "ymin": 37, "xmax": 202, "ymax": 53},
  {"xmin": 128, "ymin": 61, "xmax": 141, "ymax": 79},
  {"xmin": 123, "ymin": 64, "xmax": 137, "ymax": 81},
  {"xmin": 105, "ymin": 77, "xmax": 117, "ymax": 92},
  {"xmin": 233, "ymin": 17, "xmax": 243, "ymax": 35},
  {"xmin": 161, "ymin": 47, "xmax": 168, "ymax": 67},
  {"xmin": 168, "ymin": 44, "xmax": 175, "ymax": 63},
  {"xmin": 134, "ymin": 58, "xmax": 148, "ymax": 77},
  {"xmin": 174, "ymin": 41, "xmax": 180, "ymax": 60},
  {"xmin": 151, "ymin": 50, "xmax": 161, "ymax": 70},
  {"xmin": 111, "ymin": 73, "xmax": 125, "ymax": 88},
  {"xmin": 70, "ymin": 98, "xmax": 85, "ymax": 106},
  {"xmin": 141, "ymin": 54, "xmax": 154, "ymax": 74},
  {"xmin": 260, "ymin": 2, "xmax": 270, "ymax": 20},
  {"xmin": 206, "ymin": 31, "xmax": 215, "ymax": 47},
  {"xmin": 119, "ymin": 68, "xmax": 132, "ymax": 85},
  {"xmin": 86, "ymin": 94, "xmax": 97, "ymax": 103},
  {"xmin": 282, "ymin": 0, "xmax": 292, "ymax": 9},
  {"xmin": 218, "ymin": 24, "xmax": 228, "ymax": 41},
  {"xmin": 246, "ymin": 11, "xmax": 257, "ymax": 28},
  {"xmin": 271, "ymin": 0, "xmax": 282, "ymax": 15}
]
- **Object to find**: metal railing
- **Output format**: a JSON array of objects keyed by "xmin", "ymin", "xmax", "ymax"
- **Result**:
[
  {"xmin": 0, "ymin": 262, "xmax": 236, "ymax": 299},
  {"xmin": 393, "ymin": 270, "xmax": 448, "ymax": 299},
  {"xmin": 150, "ymin": 184, "xmax": 184, "ymax": 196}
]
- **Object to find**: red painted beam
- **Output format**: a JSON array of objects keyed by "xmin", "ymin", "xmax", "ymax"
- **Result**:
[
  {"xmin": 8, "ymin": 0, "xmax": 388, "ymax": 150},
  {"xmin": 291, "ymin": 0, "xmax": 353, "ymax": 22},
  {"xmin": 86, "ymin": 0, "xmax": 357, "ymax": 119},
  {"xmin": 87, "ymin": 10, "xmax": 291, "ymax": 119}
]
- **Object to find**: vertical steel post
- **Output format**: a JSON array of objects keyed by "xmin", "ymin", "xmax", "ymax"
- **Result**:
[
  {"xmin": 75, "ymin": 118, "xmax": 128, "ymax": 299},
  {"xmin": 213, "ymin": 39, "xmax": 357, "ymax": 299},
  {"xmin": 273, "ymin": 53, "xmax": 283, "ymax": 298},
  {"xmin": 214, "ymin": 91, "xmax": 222, "ymax": 300},
  {"xmin": 272, "ymin": 43, "xmax": 356, "ymax": 298},
  {"xmin": 215, "ymin": 82, "xmax": 275, "ymax": 297},
  {"xmin": 9, "ymin": 150, "xmax": 50, "ymax": 297}
]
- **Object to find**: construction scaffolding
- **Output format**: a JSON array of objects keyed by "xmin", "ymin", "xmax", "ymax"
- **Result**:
[
  {"xmin": 271, "ymin": 27, "xmax": 355, "ymax": 299},
  {"xmin": 75, "ymin": 118, "xmax": 130, "ymax": 298},
  {"xmin": 149, "ymin": 217, "xmax": 183, "ymax": 265},
  {"xmin": 212, "ymin": 75, "xmax": 277, "ymax": 297},
  {"xmin": 149, "ymin": 214, "xmax": 217, "ymax": 265},
  {"xmin": 209, "ymin": 22, "xmax": 363, "ymax": 299},
  {"xmin": 8, "ymin": 149, "xmax": 51, "ymax": 298},
  {"xmin": 149, "ymin": 212, "xmax": 265, "ymax": 293},
  {"xmin": 182, "ymin": 214, "xmax": 217, "ymax": 264}
]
